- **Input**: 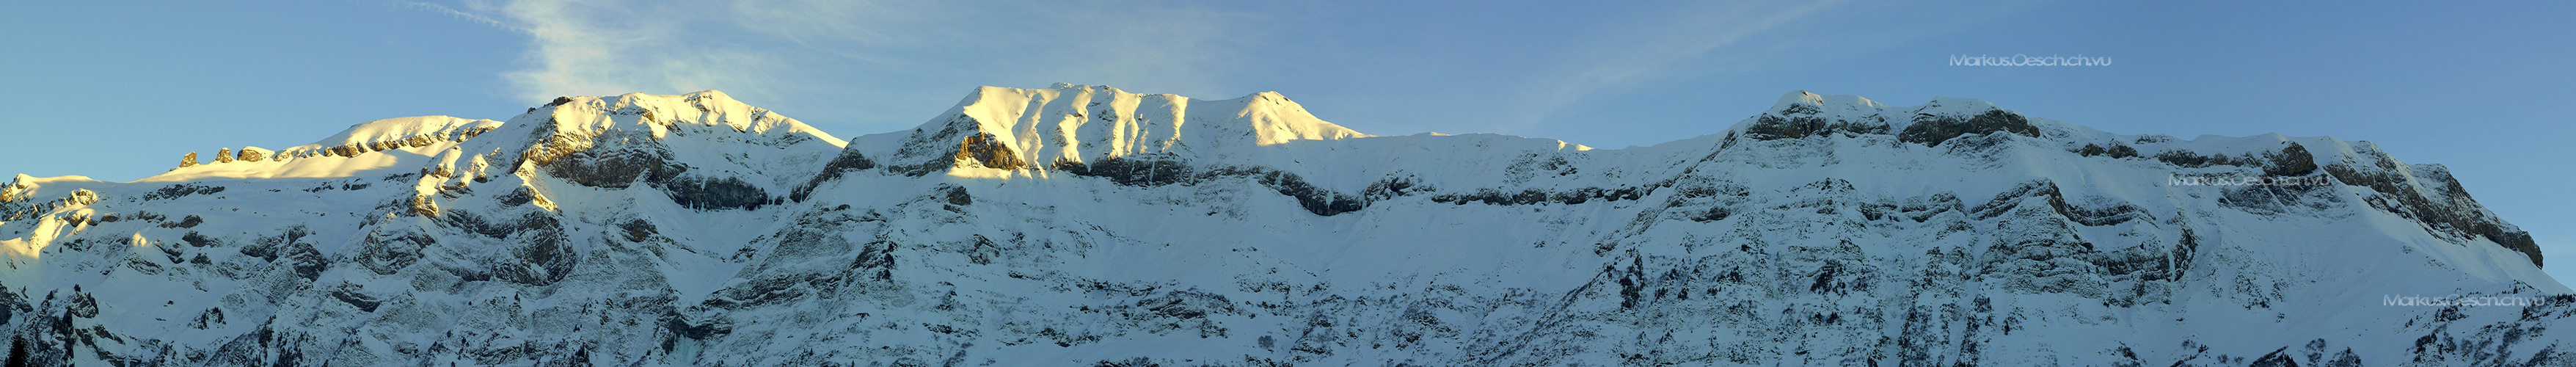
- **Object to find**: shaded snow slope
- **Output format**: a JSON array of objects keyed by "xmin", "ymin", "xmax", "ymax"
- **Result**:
[{"xmin": 0, "ymin": 85, "xmax": 2562, "ymax": 366}]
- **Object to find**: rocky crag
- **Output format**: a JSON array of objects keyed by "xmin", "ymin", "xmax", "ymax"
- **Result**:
[{"xmin": 0, "ymin": 84, "xmax": 2560, "ymax": 366}]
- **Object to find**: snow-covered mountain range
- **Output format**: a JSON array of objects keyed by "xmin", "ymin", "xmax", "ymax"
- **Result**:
[{"xmin": 0, "ymin": 84, "xmax": 2562, "ymax": 366}]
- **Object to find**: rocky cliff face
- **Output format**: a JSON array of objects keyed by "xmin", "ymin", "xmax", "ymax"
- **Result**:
[{"xmin": 0, "ymin": 85, "xmax": 2560, "ymax": 366}]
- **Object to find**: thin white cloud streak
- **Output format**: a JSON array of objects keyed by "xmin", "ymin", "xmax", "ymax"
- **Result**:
[
  {"xmin": 1021, "ymin": 4, "xmax": 1249, "ymax": 99},
  {"xmin": 410, "ymin": 0, "xmax": 1843, "ymax": 138},
  {"xmin": 395, "ymin": 1, "xmax": 526, "ymax": 32},
  {"xmin": 478, "ymin": 0, "xmax": 791, "ymax": 102},
  {"xmin": 428, "ymin": 0, "xmax": 1248, "ymax": 112},
  {"xmin": 1500, "ymin": 1, "xmax": 1850, "ymax": 132}
]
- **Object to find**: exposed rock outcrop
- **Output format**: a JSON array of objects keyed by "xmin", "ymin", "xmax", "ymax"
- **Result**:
[{"xmin": 0, "ymin": 87, "xmax": 2555, "ymax": 366}]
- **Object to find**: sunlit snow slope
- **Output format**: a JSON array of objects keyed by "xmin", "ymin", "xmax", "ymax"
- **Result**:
[{"xmin": 0, "ymin": 84, "xmax": 2561, "ymax": 366}]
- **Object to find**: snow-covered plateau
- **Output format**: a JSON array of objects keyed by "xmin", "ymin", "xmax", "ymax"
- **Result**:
[{"xmin": 0, "ymin": 84, "xmax": 2563, "ymax": 366}]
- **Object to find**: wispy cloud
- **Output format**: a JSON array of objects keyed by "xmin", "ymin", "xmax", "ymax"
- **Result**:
[
  {"xmin": 395, "ymin": 0, "xmax": 1850, "ymax": 138},
  {"xmin": 1018, "ymin": 4, "xmax": 1249, "ymax": 99},
  {"xmin": 393, "ymin": 1, "xmax": 525, "ymax": 32},
  {"xmin": 389, "ymin": 0, "xmax": 1247, "ymax": 114},
  {"xmin": 475, "ymin": 0, "xmax": 794, "ymax": 101},
  {"xmin": 1500, "ymin": 1, "xmax": 1851, "ymax": 132}
]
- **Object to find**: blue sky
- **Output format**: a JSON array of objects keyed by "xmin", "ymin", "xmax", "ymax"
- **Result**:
[{"xmin": 3, "ymin": 1, "xmax": 2569, "ymax": 277}]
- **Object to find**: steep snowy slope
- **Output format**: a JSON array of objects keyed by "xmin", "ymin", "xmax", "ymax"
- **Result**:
[{"xmin": 0, "ymin": 84, "xmax": 2562, "ymax": 366}]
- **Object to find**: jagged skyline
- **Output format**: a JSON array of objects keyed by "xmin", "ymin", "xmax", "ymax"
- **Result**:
[
  {"xmin": 1, "ymin": 84, "xmax": 2559, "ymax": 365},
  {"xmin": 4, "ymin": 1, "xmax": 2570, "ymax": 285}
]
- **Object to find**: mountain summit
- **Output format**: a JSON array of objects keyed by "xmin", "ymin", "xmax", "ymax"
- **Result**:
[{"xmin": 0, "ymin": 85, "xmax": 2560, "ymax": 366}]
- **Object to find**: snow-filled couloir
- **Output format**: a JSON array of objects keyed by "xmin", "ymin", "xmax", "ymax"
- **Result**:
[{"xmin": 0, "ymin": 84, "xmax": 2561, "ymax": 366}]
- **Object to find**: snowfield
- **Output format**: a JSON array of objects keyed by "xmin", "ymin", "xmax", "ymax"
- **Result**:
[{"xmin": 0, "ymin": 84, "xmax": 2563, "ymax": 366}]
